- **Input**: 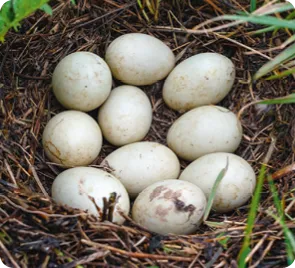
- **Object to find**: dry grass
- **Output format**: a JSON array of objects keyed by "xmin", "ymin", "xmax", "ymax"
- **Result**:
[{"xmin": 0, "ymin": 0, "xmax": 294, "ymax": 267}]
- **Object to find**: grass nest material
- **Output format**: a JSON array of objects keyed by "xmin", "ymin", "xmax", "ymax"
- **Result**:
[{"xmin": 0, "ymin": 0, "xmax": 294, "ymax": 267}]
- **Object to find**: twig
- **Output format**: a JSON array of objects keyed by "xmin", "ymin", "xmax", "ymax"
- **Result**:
[
  {"xmin": 245, "ymin": 234, "xmax": 268, "ymax": 262},
  {"xmin": 0, "ymin": 194, "xmax": 87, "ymax": 218},
  {"xmin": 0, "ymin": 239, "xmax": 21, "ymax": 268},
  {"xmin": 4, "ymin": 159, "xmax": 18, "ymax": 187},
  {"xmin": 62, "ymin": 250, "xmax": 110, "ymax": 268},
  {"xmin": 24, "ymin": 156, "xmax": 50, "ymax": 198},
  {"xmin": 81, "ymin": 239, "xmax": 194, "ymax": 262}
]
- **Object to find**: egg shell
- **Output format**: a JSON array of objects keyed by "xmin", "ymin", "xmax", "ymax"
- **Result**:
[
  {"xmin": 167, "ymin": 105, "xmax": 242, "ymax": 161},
  {"xmin": 132, "ymin": 179, "xmax": 207, "ymax": 235},
  {"xmin": 52, "ymin": 167, "xmax": 130, "ymax": 224},
  {"xmin": 163, "ymin": 53, "xmax": 235, "ymax": 113},
  {"xmin": 179, "ymin": 152, "xmax": 256, "ymax": 212},
  {"xmin": 42, "ymin": 111, "xmax": 102, "ymax": 167},
  {"xmin": 105, "ymin": 33, "xmax": 175, "ymax": 86},
  {"xmin": 52, "ymin": 52, "xmax": 112, "ymax": 112},
  {"xmin": 102, "ymin": 142, "xmax": 180, "ymax": 198},
  {"xmin": 98, "ymin": 85, "xmax": 152, "ymax": 146}
]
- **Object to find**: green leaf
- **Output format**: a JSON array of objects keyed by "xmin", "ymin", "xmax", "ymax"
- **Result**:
[
  {"xmin": 0, "ymin": 0, "xmax": 51, "ymax": 41},
  {"xmin": 203, "ymin": 158, "xmax": 229, "ymax": 222},
  {"xmin": 258, "ymin": 93, "xmax": 295, "ymax": 105},
  {"xmin": 70, "ymin": 0, "xmax": 76, "ymax": 4},
  {"xmin": 254, "ymin": 42, "xmax": 295, "ymax": 80},
  {"xmin": 40, "ymin": 3, "xmax": 52, "ymax": 15},
  {"xmin": 238, "ymin": 164, "xmax": 267, "ymax": 267}
]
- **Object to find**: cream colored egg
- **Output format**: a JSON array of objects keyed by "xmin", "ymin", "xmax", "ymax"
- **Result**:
[
  {"xmin": 98, "ymin": 85, "xmax": 152, "ymax": 146},
  {"xmin": 163, "ymin": 53, "xmax": 235, "ymax": 112},
  {"xmin": 102, "ymin": 142, "xmax": 180, "ymax": 198},
  {"xmin": 105, "ymin": 33, "xmax": 175, "ymax": 86},
  {"xmin": 52, "ymin": 52, "xmax": 112, "ymax": 112},
  {"xmin": 132, "ymin": 180, "xmax": 207, "ymax": 235},
  {"xmin": 42, "ymin": 111, "xmax": 102, "ymax": 167},
  {"xmin": 167, "ymin": 105, "xmax": 242, "ymax": 161},
  {"xmin": 52, "ymin": 167, "xmax": 130, "ymax": 224},
  {"xmin": 180, "ymin": 153, "xmax": 256, "ymax": 212}
]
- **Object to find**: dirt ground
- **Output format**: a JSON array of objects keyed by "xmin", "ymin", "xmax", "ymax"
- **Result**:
[{"xmin": 0, "ymin": 0, "xmax": 294, "ymax": 267}]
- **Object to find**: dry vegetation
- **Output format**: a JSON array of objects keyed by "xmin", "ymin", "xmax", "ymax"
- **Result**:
[{"xmin": 0, "ymin": 0, "xmax": 294, "ymax": 267}]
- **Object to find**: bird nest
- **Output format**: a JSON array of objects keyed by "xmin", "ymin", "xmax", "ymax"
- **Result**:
[{"xmin": 0, "ymin": 0, "xmax": 294, "ymax": 267}]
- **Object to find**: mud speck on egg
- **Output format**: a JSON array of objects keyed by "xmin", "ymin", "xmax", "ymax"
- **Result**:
[{"xmin": 132, "ymin": 180, "xmax": 207, "ymax": 235}]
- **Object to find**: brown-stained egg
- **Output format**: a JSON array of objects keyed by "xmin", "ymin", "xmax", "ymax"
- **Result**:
[{"xmin": 132, "ymin": 180, "xmax": 207, "ymax": 235}]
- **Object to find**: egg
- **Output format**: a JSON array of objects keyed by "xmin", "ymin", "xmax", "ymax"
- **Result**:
[
  {"xmin": 52, "ymin": 52, "xmax": 112, "ymax": 112},
  {"xmin": 132, "ymin": 180, "xmax": 207, "ymax": 235},
  {"xmin": 102, "ymin": 142, "xmax": 180, "ymax": 198},
  {"xmin": 98, "ymin": 85, "xmax": 152, "ymax": 146},
  {"xmin": 105, "ymin": 33, "xmax": 175, "ymax": 86},
  {"xmin": 167, "ymin": 105, "xmax": 242, "ymax": 161},
  {"xmin": 180, "ymin": 153, "xmax": 256, "ymax": 212},
  {"xmin": 42, "ymin": 111, "xmax": 102, "ymax": 167},
  {"xmin": 52, "ymin": 167, "xmax": 130, "ymax": 224},
  {"xmin": 163, "ymin": 53, "xmax": 235, "ymax": 113}
]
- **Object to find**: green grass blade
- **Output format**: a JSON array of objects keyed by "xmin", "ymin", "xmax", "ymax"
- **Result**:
[
  {"xmin": 238, "ymin": 164, "xmax": 267, "ymax": 268},
  {"xmin": 222, "ymin": 14, "xmax": 295, "ymax": 30},
  {"xmin": 203, "ymin": 158, "xmax": 229, "ymax": 222},
  {"xmin": 266, "ymin": 67, "xmax": 295, "ymax": 80},
  {"xmin": 257, "ymin": 3, "xmax": 295, "ymax": 15},
  {"xmin": 252, "ymin": 25, "xmax": 276, "ymax": 34},
  {"xmin": 267, "ymin": 176, "xmax": 295, "ymax": 264},
  {"xmin": 250, "ymin": 0, "xmax": 257, "ymax": 13},
  {"xmin": 266, "ymin": 209, "xmax": 295, "ymax": 264},
  {"xmin": 258, "ymin": 93, "xmax": 295, "ymax": 105},
  {"xmin": 254, "ymin": 42, "xmax": 295, "ymax": 80}
]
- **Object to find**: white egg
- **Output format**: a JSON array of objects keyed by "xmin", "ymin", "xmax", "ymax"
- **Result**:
[
  {"xmin": 167, "ymin": 105, "xmax": 243, "ymax": 161},
  {"xmin": 98, "ymin": 85, "xmax": 152, "ymax": 146},
  {"xmin": 52, "ymin": 167, "xmax": 130, "ymax": 224},
  {"xmin": 102, "ymin": 142, "xmax": 180, "ymax": 198},
  {"xmin": 163, "ymin": 53, "xmax": 235, "ymax": 113},
  {"xmin": 180, "ymin": 153, "xmax": 256, "ymax": 212},
  {"xmin": 52, "ymin": 52, "xmax": 112, "ymax": 112},
  {"xmin": 105, "ymin": 33, "xmax": 175, "ymax": 86},
  {"xmin": 132, "ymin": 180, "xmax": 207, "ymax": 235},
  {"xmin": 42, "ymin": 111, "xmax": 102, "ymax": 167}
]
